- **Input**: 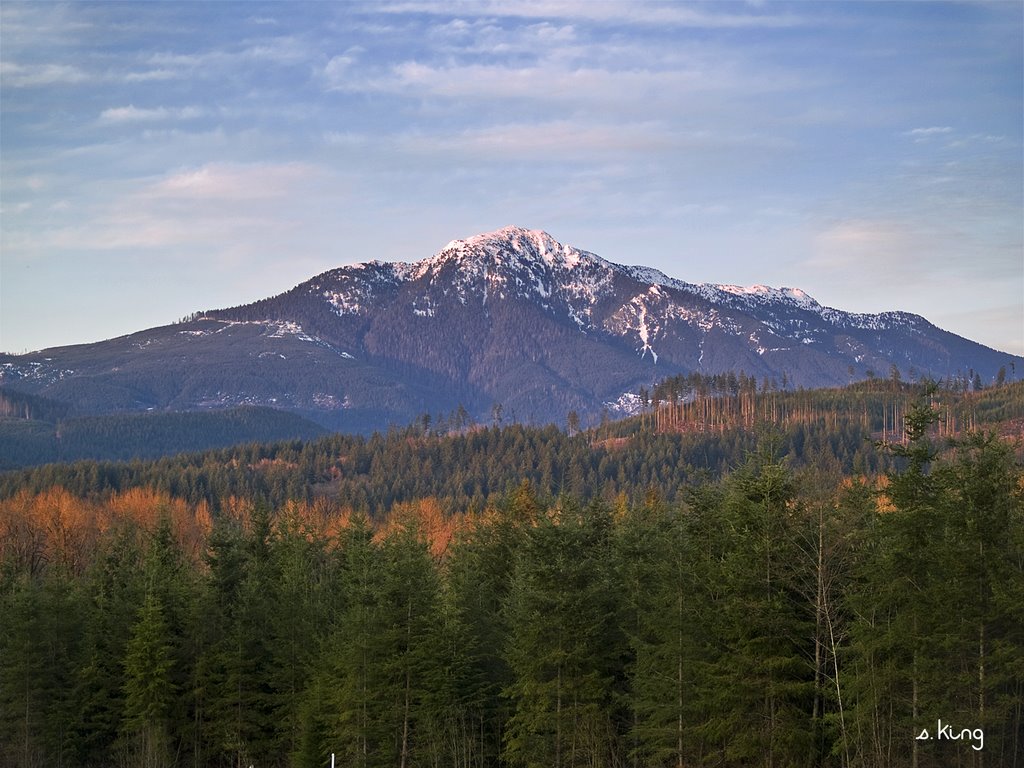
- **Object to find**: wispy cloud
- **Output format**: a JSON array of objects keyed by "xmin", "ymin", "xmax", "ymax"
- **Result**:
[
  {"xmin": 905, "ymin": 126, "xmax": 953, "ymax": 136},
  {"xmin": 810, "ymin": 219, "xmax": 929, "ymax": 276},
  {"xmin": 324, "ymin": 57, "xmax": 804, "ymax": 110},
  {"xmin": 366, "ymin": 0, "xmax": 809, "ymax": 29},
  {"xmin": 323, "ymin": 48, "xmax": 363, "ymax": 82},
  {"xmin": 144, "ymin": 35, "xmax": 313, "ymax": 74},
  {"xmin": 0, "ymin": 61, "xmax": 91, "ymax": 87},
  {"xmin": 98, "ymin": 105, "xmax": 205, "ymax": 124},
  {"xmin": 3, "ymin": 162, "xmax": 330, "ymax": 256},
  {"xmin": 387, "ymin": 120, "xmax": 791, "ymax": 161},
  {"xmin": 122, "ymin": 68, "xmax": 180, "ymax": 83},
  {"xmin": 903, "ymin": 125, "xmax": 954, "ymax": 143},
  {"xmin": 807, "ymin": 215, "xmax": 1020, "ymax": 298},
  {"xmin": 795, "ymin": 215, "xmax": 1022, "ymax": 355},
  {"xmin": 146, "ymin": 162, "xmax": 321, "ymax": 201}
]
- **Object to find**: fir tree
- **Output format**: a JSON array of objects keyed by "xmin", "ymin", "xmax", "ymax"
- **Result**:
[
  {"xmin": 122, "ymin": 591, "xmax": 177, "ymax": 768},
  {"xmin": 503, "ymin": 500, "xmax": 624, "ymax": 768}
]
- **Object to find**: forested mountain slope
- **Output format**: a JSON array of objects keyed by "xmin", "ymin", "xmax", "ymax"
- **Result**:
[{"xmin": 2, "ymin": 380, "xmax": 1020, "ymax": 513}]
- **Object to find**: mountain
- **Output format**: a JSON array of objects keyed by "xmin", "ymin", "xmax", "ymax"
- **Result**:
[{"xmin": 2, "ymin": 226, "xmax": 1019, "ymax": 434}]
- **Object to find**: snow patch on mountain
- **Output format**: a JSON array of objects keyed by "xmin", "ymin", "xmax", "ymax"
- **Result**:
[
  {"xmin": 618, "ymin": 264, "xmax": 695, "ymax": 294},
  {"xmin": 0, "ymin": 360, "xmax": 75, "ymax": 385},
  {"xmin": 714, "ymin": 284, "xmax": 820, "ymax": 310},
  {"xmin": 309, "ymin": 262, "xmax": 403, "ymax": 316},
  {"xmin": 604, "ymin": 391, "xmax": 645, "ymax": 416},
  {"xmin": 821, "ymin": 308, "xmax": 930, "ymax": 332},
  {"xmin": 265, "ymin": 320, "xmax": 318, "ymax": 343},
  {"xmin": 186, "ymin": 319, "xmax": 356, "ymax": 360},
  {"xmin": 605, "ymin": 292, "xmax": 665, "ymax": 362}
]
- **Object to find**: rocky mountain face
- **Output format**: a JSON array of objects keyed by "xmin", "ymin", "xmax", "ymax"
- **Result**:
[{"xmin": 2, "ymin": 227, "xmax": 1018, "ymax": 431}]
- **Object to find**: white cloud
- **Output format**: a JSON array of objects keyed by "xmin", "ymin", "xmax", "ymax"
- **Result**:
[
  {"xmin": 122, "ymin": 69, "xmax": 179, "ymax": 83},
  {"xmin": 328, "ymin": 58, "xmax": 782, "ymax": 108},
  {"xmin": 147, "ymin": 162, "xmax": 321, "ymax": 201},
  {"xmin": 320, "ymin": 19, "xmax": 814, "ymax": 114},
  {"xmin": 903, "ymin": 126, "xmax": 954, "ymax": 143},
  {"xmin": 0, "ymin": 3, "xmax": 97, "ymax": 50},
  {"xmin": 366, "ymin": 1, "xmax": 807, "ymax": 29},
  {"xmin": 0, "ymin": 202, "xmax": 33, "ymax": 215},
  {"xmin": 0, "ymin": 61, "xmax": 91, "ymax": 87},
  {"xmin": 809, "ymin": 219, "xmax": 936, "ymax": 276},
  {"xmin": 2, "ymin": 162, "xmax": 331, "ymax": 256},
  {"xmin": 523, "ymin": 21, "xmax": 575, "ymax": 43},
  {"xmin": 323, "ymin": 48, "xmax": 363, "ymax": 82},
  {"xmin": 144, "ymin": 35, "xmax": 312, "ymax": 72},
  {"xmin": 394, "ymin": 120, "xmax": 789, "ymax": 160},
  {"xmin": 786, "ymin": 216, "xmax": 1023, "ymax": 355},
  {"xmin": 936, "ymin": 304, "xmax": 1024, "ymax": 357},
  {"xmin": 98, "ymin": 105, "xmax": 205, "ymax": 124},
  {"xmin": 806, "ymin": 216, "xmax": 1017, "ymax": 300}
]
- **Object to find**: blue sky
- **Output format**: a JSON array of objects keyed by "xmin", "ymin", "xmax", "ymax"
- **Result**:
[{"xmin": 2, "ymin": 1, "xmax": 1021, "ymax": 356}]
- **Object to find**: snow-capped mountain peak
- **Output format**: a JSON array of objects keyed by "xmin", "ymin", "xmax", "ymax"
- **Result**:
[
  {"xmin": 271, "ymin": 226, "xmax": 1014, "ymax": 393},
  {"xmin": 418, "ymin": 228, "xmax": 826, "ymax": 315},
  {"xmin": 4, "ymin": 226, "xmax": 1016, "ymax": 436},
  {"xmin": 442, "ymin": 226, "xmax": 596, "ymax": 270},
  {"xmin": 312, "ymin": 226, "xmax": 893, "ymax": 334}
]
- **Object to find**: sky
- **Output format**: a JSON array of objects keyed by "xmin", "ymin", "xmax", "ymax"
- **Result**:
[{"xmin": 2, "ymin": 0, "xmax": 1022, "ymax": 356}]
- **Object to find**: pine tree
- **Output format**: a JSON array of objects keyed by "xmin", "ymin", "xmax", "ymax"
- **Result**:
[
  {"xmin": 143, "ymin": 515, "xmax": 201, "ymax": 765},
  {"xmin": 198, "ymin": 509, "xmax": 280, "ymax": 767},
  {"xmin": 703, "ymin": 439, "xmax": 815, "ymax": 765},
  {"xmin": 122, "ymin": 591, "xmax": 177, "ymax": 768},
  {"xmin": 616, "ymin": 498, "xmax": 708, "ymax": 768},
  {"xmin": 378, "ymin": 515, "xmax": 448, "ymax": 768},
  {"xmin": 503, "ymin": 499, "xmax": 624, "ymax": 768},
  {"xmin": 0, "ymin": 573, "xmax": 85, "ymax": 768},
  {"xmin": 264, "ymin": 506, "xmax": 337, "ymax": 760},
  {"xmin": 75, "ymin": 527, "xmax": 147, "ymax": 764},
  {"xmin": 325, "ymin": 517, "xmax": 389, "ymax": 768},
  {"xmin": 923, "ymin": 431, "xmax": 1023, "ymax": 766},
  {"xmin": 445, "ymin": 480, "xmax": 538, "ymax": 765}
]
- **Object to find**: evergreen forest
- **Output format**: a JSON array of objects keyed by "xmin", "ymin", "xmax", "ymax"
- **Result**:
[{"xmin": 1, "ymin": 380, "xmax": 1022, "ymax": 767}]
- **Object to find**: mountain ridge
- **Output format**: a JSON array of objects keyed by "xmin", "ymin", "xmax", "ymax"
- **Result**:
[{"xmin": 2, "ymin": 226, "xmax": 1018, "ymax": 433}]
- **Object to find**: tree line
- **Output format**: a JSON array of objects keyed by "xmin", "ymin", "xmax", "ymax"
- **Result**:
[
  {"xmin": 1, "ymin": 393, "xmax": 1021, "ymax": 767},
  {"xmin": 0, "ymin": 403, "xmax": 326, "ymax": 470},
  {"xmin": 5, "ymin": 380, "xmax": 1022, "ymax": 520}
]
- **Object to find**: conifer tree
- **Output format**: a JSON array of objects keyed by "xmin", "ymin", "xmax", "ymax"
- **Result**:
[
  {"xmin": 378, "ymin": 516, "xmax": 448, "ymax": 768},
  {"xmin": 75, "ymin": 527, "xmax": 147, "ymax": 764},
  {"xmin": 503, "ymin": 500, "xmax": 624, "ymax": 768},
  {"xmin": 199, "ymin": 509, "xmax": 280, "ymax": 766},
  {"xmin": 0, "ymin": 573, "xmax": 85, "ymax": 768},
  {"xmin": 616, "ymin": 498, "xmax": 708, "ymax": 768},
  {"xmin": 265, "ymin": 506, "xmax": 338, "ymax": 760},
  {"xmin": 122, "ymin": 591, "xmax": 177, "ymax": 768},
  {"xmin": 847, "ymin": 392, "xmax": 943, "ymax": 767},
  {"xmin": 704, "ymin": 440, "xmax": 815, "ymax": 765},
  {"xmin": 446, "ymin": 480, "xmax": 538, "ymax": 765},
  {"xmin": 142, "ymin": 516, "xmax": 200, "ymax": 763},
  {"xmin": 326, "ymin": 517, "xmax": 389, "ymax": 768},
  {"xmin": 935, "ymin": 431, "xmax": 1024, "ymax": 766}
]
